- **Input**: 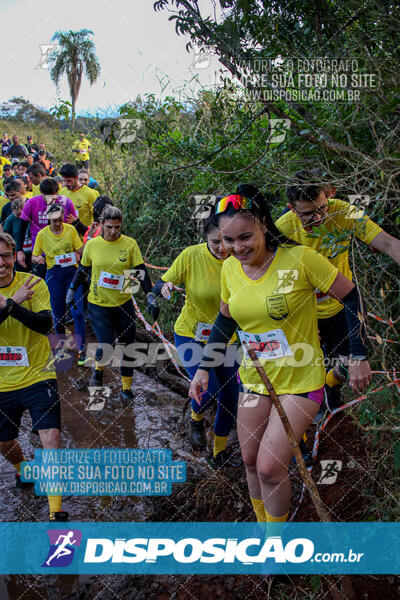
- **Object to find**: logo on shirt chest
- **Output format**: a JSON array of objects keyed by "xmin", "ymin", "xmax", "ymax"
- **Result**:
[
  {"xmin": 274, "ymin": 269, "xmax": 299, "ymax": 294},
  {"xmin": 266, "ymin": 295, "xmax": 289, "ymax": 320},
  {"xmin": 118, "ymin": 249, "xmax": 128, "ymax": 262}
]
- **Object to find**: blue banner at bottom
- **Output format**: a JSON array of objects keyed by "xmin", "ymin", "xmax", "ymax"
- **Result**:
[{"xmin": 0, "ymin": 522, "xmax": 398, "ymax": 574}]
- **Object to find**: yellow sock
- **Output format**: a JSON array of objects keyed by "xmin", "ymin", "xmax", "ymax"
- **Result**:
[
  {"xmin": 48, "ymin": 495, "xmax": 62, "ymax": 519},
  {"xmin": 326, "ymin": 368, "xmax": 342, "ymax": 387},
  {"xmin": 121, "ymin": 376, "xmax": 133, "ymax": 391},
  {"xmin": 251, "ymin": 497, "xmax": 267, "ymax": 522},
  {"xmin": 265, "ymin": 509, "xmax": 289, "ymax": 523},
  {"xmin": 13, "ymin": 458, "xmax": 26, "ymax": 474},
  {"xmin": 95, "ymin": 363, "xmax": 104, "ymax": 372},
  {"xmin": 191, "ymin": 409, "xmax": 204, "ymax": 422},
  {"xmin": 213, "ymin": 435, "xmax": 228, "ymax": 458}
]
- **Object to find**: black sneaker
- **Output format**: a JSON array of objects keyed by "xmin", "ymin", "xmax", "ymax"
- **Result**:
[
  {"xmin": 50, "ymin": 510, "xmax": 69, "ymax": 522},
  {"xmin": 189, "ymin": 418, "xmax": 206, "ymax": 449},
  {"xmin": 325, "ymin": 384, "xmax": 344, "ymax": 413},
  {"xmin": 89, "ymin": 369, "xmax": 103, "ymax": 387},
  {"xmin": 207, "ymin": 449, "xmax": 242, "ymax": 470},
  {"xmin": 121, "ymin": 389, "xmax": 134, "ymax": 402},
  {"xmin": 15, "ymin": 473, "xmax": 34, "ymax": 489}
]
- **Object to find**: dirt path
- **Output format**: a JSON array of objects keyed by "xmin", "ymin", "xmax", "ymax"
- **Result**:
[{"xmin": 0, "ymin": 359, "xmax": 397, "ymax": 599}]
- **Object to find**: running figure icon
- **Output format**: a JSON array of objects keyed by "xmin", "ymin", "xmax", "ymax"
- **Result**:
[{"xmin": 45, "ymin": 531, "xmax": 77, "ymax": 566}]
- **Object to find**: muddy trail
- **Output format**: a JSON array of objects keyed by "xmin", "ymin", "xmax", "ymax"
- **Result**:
[{"xmin": 0, "ymin": 339, "xmax": 398, "ymax": 599}]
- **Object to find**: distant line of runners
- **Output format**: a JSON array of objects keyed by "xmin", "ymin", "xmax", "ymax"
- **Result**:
[{"xmin": 1, "ymin": 136, "xmax": 399, "ymax": 523}]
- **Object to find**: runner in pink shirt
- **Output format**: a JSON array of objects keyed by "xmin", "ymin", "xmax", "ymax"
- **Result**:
[{"xmin": 16, "ymin": 178, "xmax": 77, "ymax": 270}]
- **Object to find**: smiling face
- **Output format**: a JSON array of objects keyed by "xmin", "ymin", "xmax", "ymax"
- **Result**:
[
  {"xmin": 206, "ymin": 226, "xmax": 229, "ymax": 261},
  {"xmin": 0, "ymin": 241, "xmax": 15, "ymax": 286},
  {"xmin": 218, "ymin": 212, "xmax": 268, "ymax": 267},
  {"xmin": 78, "ymin": 172, "xmax": 89, "ymax": 187},
  {"xmin": 62, "ymin": 176, "xmax": 79, "ymax": 191}
]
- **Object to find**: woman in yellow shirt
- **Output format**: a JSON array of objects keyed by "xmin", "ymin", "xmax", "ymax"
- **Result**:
[
  {"xmin": 32, "ymin": 204, "xmax": 86, "ymax": 363},
  {"xmin": 67, "ymin": 206, "xmax": 159, "ymax": 401},
  {"xmin": 152, "ymin": 212, "xmax": 239, "ymax": 468},
  {"xmin": 189, "ymin": 186, "xmax": 372, "ymax": 524}
]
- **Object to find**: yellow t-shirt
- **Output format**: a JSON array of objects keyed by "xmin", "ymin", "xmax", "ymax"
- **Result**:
[
  {"xmin": 162, "ymin": 243, "xmax": 234, "ymax": 340},
  {"xmin": 221, "ymin": 245, "xmax": 338, "ymax": 396},
  {"xmin": 275, "ymin": 199, "xmax": 383, "ymax": 319},
  {"xmin": 0, "ymin": 157, "xmax": 11, "ymax": 178},
  {"xmin": 60, "ymin": 185, "xmax": 96, "ymax": 227},
  {"xmin": 73, "ymin": 138, "xmax": 91, "ymax": 161},
  {"xmin": 0, "ymin": 195, "xmax": 8, "ymax": 213},
  {"xmin": 81, "ymin": 234, "xmax": 144, "ymax": 307},
  {"xmin": 33, "ymin": 223, "xmax": 83, "ymax": 269},
  {"xmin": 0, "ymin": 272, "xmax": 56, "ymax": 392}
]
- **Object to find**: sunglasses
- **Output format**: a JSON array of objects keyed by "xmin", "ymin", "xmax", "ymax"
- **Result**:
[{"xmin": 214, "ymin": 195, "xmax": 253, "ymax": 215}]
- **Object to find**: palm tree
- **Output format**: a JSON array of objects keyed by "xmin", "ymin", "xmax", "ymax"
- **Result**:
[{"xmin": 49, "ymin": 29, "xmax": 101, "ymax": 130}]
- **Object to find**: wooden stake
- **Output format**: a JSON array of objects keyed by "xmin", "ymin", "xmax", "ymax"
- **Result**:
[{"xmin": 244, "ymin": 344, "xmax": 355, "ymax": 600}]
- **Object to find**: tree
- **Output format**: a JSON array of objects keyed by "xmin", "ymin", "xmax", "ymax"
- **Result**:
[{"xmin": 49, "ymin": 29, "xmax": 101, "ymax": 130}]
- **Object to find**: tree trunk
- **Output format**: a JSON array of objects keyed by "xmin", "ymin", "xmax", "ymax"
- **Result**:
[{"xmin": 71, "ymin": 98, "xmax": 76, "ymax": 131}]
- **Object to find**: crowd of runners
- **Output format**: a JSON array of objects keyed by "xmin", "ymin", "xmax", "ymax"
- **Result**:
[{"xmin": 1, "ymin": 130, "xmax": 399, "ymax": 524}]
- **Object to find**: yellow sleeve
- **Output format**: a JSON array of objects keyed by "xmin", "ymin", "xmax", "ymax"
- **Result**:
[
  {"xmin": 31, "ymin": 278, "xmax": 51, "ymax": 312},
  {"xmin": 161, "ymin": 249, "xmax": 188, "ymax": 286},
  {"xmin": 71, "ymin": 226, "xmax": 83, "ymax": 251},
  {"xmin": 275, "ymin": 211, "xmax": 296, "ymax": 237},
  {"xmin": 302, "ymin": 247, "xmax": 339, "ymax": 293},
  {"xmin": 220, "ymin": 261, "xmax": 231, "ymax": 304},
  {"xmin": 345, "ymin": 205, "xmax": 383, "ymax": 245},
  {"xmin": 131, "ymin": 239, "xmax": 144, "ymax": 267},
  {"xmin": 81, "ymin": 241, "xmax": 92, "ymax": 267},
  {"xmin": 32, "ymin": 231, "xmax": 44, "ymax": 256}
]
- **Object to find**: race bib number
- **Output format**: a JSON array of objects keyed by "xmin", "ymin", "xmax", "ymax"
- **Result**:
[
  {"xmin": 194, "ymin": 322, "xmax": 213, "ymax": 342},
  {"xmin": 238, "ymin": 330, "xmax": 293, "ymax": 367},
  {"xmin": 55, "ymin": 252, "xmax": 76, "ymax": 267},
  {"xmin": 315, "ymin": 288, "xmax": 329, "ymax": 304},
  {"xmin": 98, "ymin": 271, "xmax": 124, "ymax": 290},
  {"xmin": 0, "ymin": 346, "xmax": 29, "ymax": 367}
]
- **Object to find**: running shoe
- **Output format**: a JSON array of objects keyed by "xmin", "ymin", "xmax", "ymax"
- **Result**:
[
  {"xmin": 189, "ymin": 418, "xmax": 206, "ymax": 449},
  {"xmin": 207, "ymin": 449, "xmax": 242, "ymax": 469},
  {"xmin": 15, "ymin": 473, "xmax": 34, "ymax": 489},
  {"xmin": 77, "ymin": 350, "xmax": 87, "ymax": 367},
  {"xmin": 120, "ymin": 389, "xmax": 134, "ymax": 402},
  {"xmin": 50, "ymin": 511, "xmax": 69, "ymax": 522}
]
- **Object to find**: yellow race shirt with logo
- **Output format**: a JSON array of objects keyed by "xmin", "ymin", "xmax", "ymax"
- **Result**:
[
  {"xmin": 81, "ymin": 234, "xmax": 144, "ymax": 307},
  {"xmin": 221, "ymin": 245, "xmax": 338, "ymax": 396},
  {"xmin": 0, "ymin": 272, "xmax": 56, "ymax": 392},
  {"xmin": 275, "ymin": 199, "xmax": 383, "ymax": 319},
  {"xmin": 60, "ymin": 185, "xmax": 96, "ymax": 227},
  {"xmin": 162, "ymin": 243, "xmax": 235, "ymax": 340},
  {"xmin": 33, "ymin": 223, "xmax": 82, "ymax": 269},
  {"xmin": 73, "ymin": 138, "xmax": 90, "ymax": 161}
]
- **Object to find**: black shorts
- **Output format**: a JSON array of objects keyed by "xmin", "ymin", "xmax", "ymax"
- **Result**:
[
  {"xmin": 318, "ymin": 308, "xmax": 349, "ymax": 360},
  {"xmin": 0, "ymin": 379, "xmax": 61, "ymax": 441},
  {"xmin": 75, "ymin": 160, "xmax": 90, "ymax": 169}
]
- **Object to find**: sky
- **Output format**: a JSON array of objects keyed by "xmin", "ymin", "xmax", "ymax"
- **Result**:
[{"xmin": 0, "ymin": 0, "xmax": 223, "ymax": 115}]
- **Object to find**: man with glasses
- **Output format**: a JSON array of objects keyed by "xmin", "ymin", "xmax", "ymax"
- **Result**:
[{"xmin": 276, "ymin": 170, "xmax": 400, "ymax": 410}]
